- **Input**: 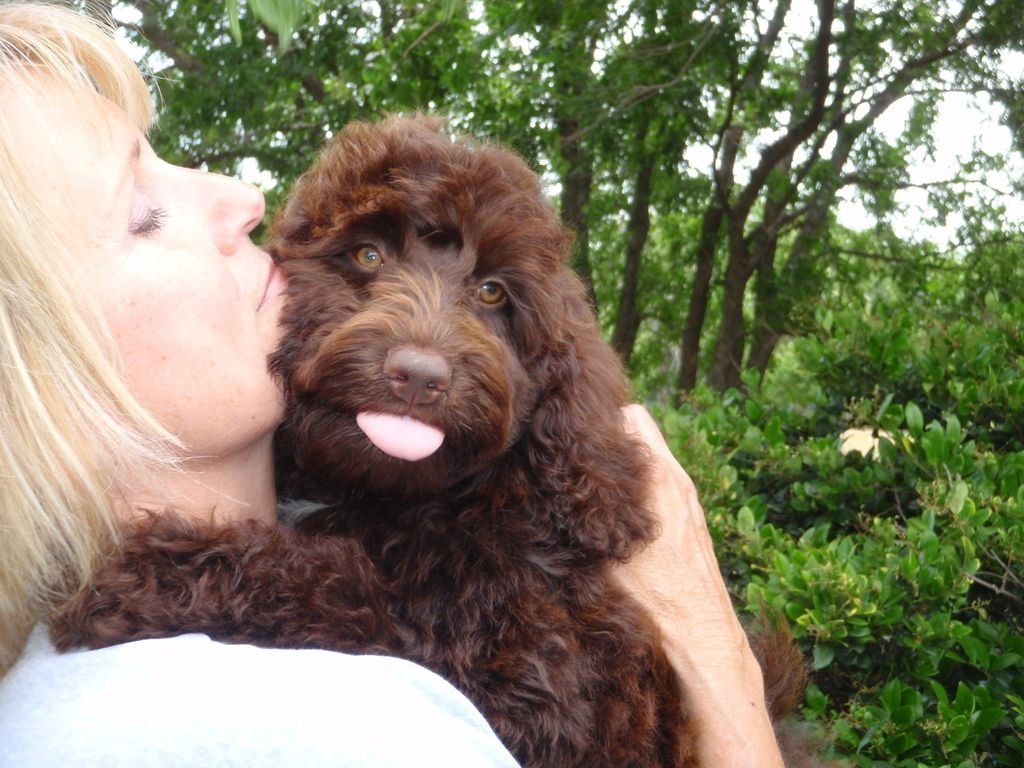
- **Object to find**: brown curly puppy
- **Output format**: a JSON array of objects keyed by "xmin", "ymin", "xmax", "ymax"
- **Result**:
[
  {"xmin": 272, "ymin": 114, "xmax": 693, "ymax": 766},
  {"xmin": 53, "ymin": 116, "xmax": 822, "ymax": 768}
]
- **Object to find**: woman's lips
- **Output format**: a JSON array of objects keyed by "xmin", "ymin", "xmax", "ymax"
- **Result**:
[{"xmin": 258, "ymin": 263, "xmax": 285, "ymax": 311}]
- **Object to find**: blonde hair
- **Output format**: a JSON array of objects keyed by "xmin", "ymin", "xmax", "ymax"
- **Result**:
[{"xmin": 0, "ymin": 2, "xmax": 180, "ymax": 673}]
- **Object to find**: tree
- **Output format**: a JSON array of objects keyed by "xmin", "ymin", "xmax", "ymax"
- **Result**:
[
  {"xmin": 99, "ymin": 0, "xmax": 1024, "ymax": 396},
  {"xmin": 104, "ymin": 0, "xmax": 480, "ymax": 193},
  {"xmin": 671, "ymin": 0, "xmax": 1024, "ymax": 394}
]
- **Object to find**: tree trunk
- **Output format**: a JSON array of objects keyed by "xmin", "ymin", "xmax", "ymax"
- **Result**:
[
  {"xmin": 557, "ymin": 121, "xmax": 595, "ymax": 306},
  {"xmin": 611, "ymin": 121, "xmax": 654, "ymax": 364},
  {"xmin": 706, "ymin": 237, "xmax": 756, "ymax": 392},
  {"xmin": 747, "ymin": 113, "xmax": 861, "ymax": 375},
  {"xmin": 676, "ymin": 202, "xmax": 724, "ymax": 398},
  {"xmin": 746, "ymin": 246, "xmax": 782, "ymax": 376},
  {"xmin": 704, "ymin": 0, "xmax": 835, "ymax": 391}
]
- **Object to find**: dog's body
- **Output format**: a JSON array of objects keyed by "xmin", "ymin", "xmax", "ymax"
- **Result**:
[{"xmin": 53, "ymin": 117, "xmax": 818, "ymax": 767}]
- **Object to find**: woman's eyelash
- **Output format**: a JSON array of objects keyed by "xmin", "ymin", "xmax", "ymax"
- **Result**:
[{"xmin": 129, "ymin": 207, "xmax": 166, "ymax": 237}]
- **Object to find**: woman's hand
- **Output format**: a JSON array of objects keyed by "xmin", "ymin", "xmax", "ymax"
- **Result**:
[{"xmin": 614, "ymin": 405, "xmax": 785, "ymax": 768}]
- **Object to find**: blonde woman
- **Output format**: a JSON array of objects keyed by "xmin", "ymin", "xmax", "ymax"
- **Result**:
[{"xmin": 0, "ymin": 4, "xmax": 785, "ymax": 766}]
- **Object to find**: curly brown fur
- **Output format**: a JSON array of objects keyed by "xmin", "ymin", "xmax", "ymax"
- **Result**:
[
  {"xmin": 51, "ymin": 116, "xmax": 832, "ymax": 767},
  {"xmin": 52, "ymin": 514, "xmax": 409, "ymax": 655},
  {"xmin": 268, "ymin": 114, "xmax": 695, "ymax": 767},
  {"xmin": 747, "ymin": 618, "xmax": 846, "ymax": 768}
]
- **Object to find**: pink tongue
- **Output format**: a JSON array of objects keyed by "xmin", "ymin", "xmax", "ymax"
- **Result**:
[{"xmin": 356, "ymin": 412, "xmax": 445, "ymax": 461}]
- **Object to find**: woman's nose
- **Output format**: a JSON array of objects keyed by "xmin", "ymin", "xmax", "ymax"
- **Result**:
[{"xmin": 207, "ymin": 174, "xmax": 265, "ymax": 255}]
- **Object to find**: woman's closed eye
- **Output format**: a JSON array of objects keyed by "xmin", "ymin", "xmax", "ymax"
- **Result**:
[{"xmin": 129, "ymin": 207, "xmax": 166, "ymax": 237}]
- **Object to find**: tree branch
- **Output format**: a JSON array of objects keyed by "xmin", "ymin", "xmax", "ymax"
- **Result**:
[
  {"xmin": 563, "ymin": 5, "xmax": 727, "ymax": 144},
  {"xmin": 121, "ymin": 0, "xmax": 204, "ymax": 77},
  {"xmin": 709, "ymin": 0, "xmax": 791, "ymax": 198},
  {"xmin": 841, "ymin": 174, "xmax": 1016, "ymax": 198},
  {"xmin": 733, "ymin": 0, "xmax": 836, "ymax": 223},
  {"xmin": 970, "ymin": 572, "xmax": 1024, "ymax": 608},
  {"xmin": 835, "ymin": 247, "xmax": 964, "ymax": 271}
]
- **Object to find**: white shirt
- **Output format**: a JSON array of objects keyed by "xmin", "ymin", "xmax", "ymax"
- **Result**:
[{"xmin": 0, "ymin": 626, "xmax": 519, "ymax": 767}]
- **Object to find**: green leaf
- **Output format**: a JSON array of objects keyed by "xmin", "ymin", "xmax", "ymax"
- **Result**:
[
  {"xmin": 745, "ymin": 399, "xmax": 764, "ymax": 422},
  {"xmin": 959, "ymin": 635, "xmax": 990, "ymax": 668},
  {"xmin": 880, "ymin": 679, "xmax": 904, "ymax": 713},
  {"xmin": 226, "ymin": 0, "xmax": 242, "ymax": 43},
  {"xmin": 946, "ymin": 714, "xmax": 971, "ymax": 745},
  {"xmin": 876, "ymin": 392, "xmax": 894, "ymax": 421},
  {"xmin": 947, "ymin": 480, "xmax": 969, "ymax": 515},
  {"xmin": 736, "ymin": 505, "xmax": 757, "ymax": 537},
  {"xmin": 945, "ymin": 414, "xmax": 963, "ymax": 443},
  {"xmin": 905, "ymin": 401, "xmax": 924, "ymax": 432},
  {"xmin": 930, "ymin": 680, "xmax": 950, "ymax": 708},
  {"xmin": 953, "ymin": 682, "xmax": 975, "ymax": 714},
  {"xmin": 893, "ymin": 704, "xmax": 921, "ymax": 727},
  {"xmin": 250, "ymin": 0, "xmax": 308, "ymax": 52},
  {"xmin": 812, "ymin": 644, "xmax": 834, "ymax": 670},
  {"xmin": 441, "ymin": 0, "xmax": 461, "ymax": 23},
  {"xmin": 973, "ymin": 706, "xmax": 1007, "ymax": 735},
  {"xmin": 764, "ymin": 416, "xmax": 785, "ymax": 446}
]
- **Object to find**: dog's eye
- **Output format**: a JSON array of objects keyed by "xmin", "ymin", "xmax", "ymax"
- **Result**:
[
  {"xmin": 353, "ymin": 246, "xmax": 384, "ymax": 272},
  {"xmin": 477, "ymin": 281, "xmax": 506, "ymax": 306}
]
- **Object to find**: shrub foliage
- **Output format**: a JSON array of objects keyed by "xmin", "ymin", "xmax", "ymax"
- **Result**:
[{"xmin": 659, "ymin": 289, "xmax": 1024, "ymax": 767}]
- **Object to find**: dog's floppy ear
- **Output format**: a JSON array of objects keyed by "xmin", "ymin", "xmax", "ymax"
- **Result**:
[{"xmin": 524, "ymin": 269, "xmax": 655, "ymax": 561}]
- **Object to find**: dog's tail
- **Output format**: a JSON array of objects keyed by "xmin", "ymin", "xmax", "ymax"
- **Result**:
[{"xmin": 746, "ymin": 617, "xmax": 849, "ymax": 768}]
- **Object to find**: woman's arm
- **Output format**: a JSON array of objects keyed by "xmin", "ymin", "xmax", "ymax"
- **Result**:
[{"xmin": 616, "ymin": 405, "xmax": 786, "ymax": 768}]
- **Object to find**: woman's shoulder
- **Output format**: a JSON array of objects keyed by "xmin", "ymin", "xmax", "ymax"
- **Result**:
[{"xmin": 0, "ymin": 626, "xmax": 519, "ymax": 767}]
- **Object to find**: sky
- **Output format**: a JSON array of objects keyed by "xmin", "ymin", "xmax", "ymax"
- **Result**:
[{"xmin": 837, "ymin": 80, "xmax": 1024, "ymax": 249}]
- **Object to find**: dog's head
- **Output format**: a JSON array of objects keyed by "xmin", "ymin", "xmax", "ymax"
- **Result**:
[{"xmin": 269, "ymin": 116, "xmax": 632, "ymax": 500}]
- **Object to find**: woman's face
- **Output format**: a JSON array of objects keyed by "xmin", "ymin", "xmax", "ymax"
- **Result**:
[{"xmin": 8, "ymin": 82, "xmax": 287, "ymax": 459}]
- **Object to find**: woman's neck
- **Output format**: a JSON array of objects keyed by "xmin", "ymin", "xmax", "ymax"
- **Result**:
[{"xmin": 119, "ymin": 433, "xmax": 278, "ymax": 526}]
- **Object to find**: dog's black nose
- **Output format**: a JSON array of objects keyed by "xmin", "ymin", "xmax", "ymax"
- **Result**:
[{"xmin": 384, "ymin": 347, "xmax": 451, "ymax": 406}]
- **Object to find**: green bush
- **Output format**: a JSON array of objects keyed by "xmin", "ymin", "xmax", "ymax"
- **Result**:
[{"xmin": 655, "ymin": 293, "xmax": 1024, "ymax": 766}]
